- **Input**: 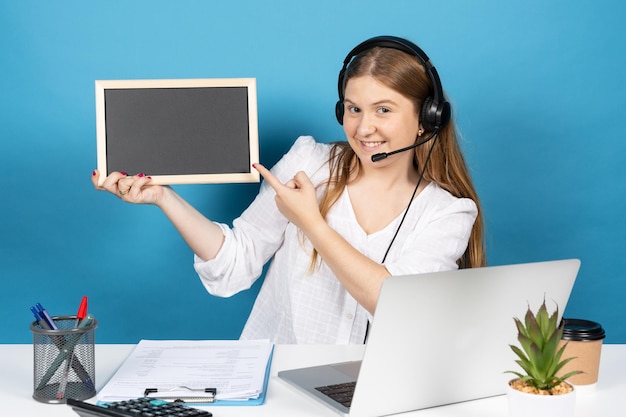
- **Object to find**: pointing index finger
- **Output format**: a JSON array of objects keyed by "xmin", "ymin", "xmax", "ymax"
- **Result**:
[{"xmin": 253, "ymin": 163, "xmax": 283, "ymax": 192}]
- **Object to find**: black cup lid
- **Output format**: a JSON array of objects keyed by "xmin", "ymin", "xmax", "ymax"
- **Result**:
[{"xmin": 562, "ymin": 318, "xmax": 606, "ymax": 341}]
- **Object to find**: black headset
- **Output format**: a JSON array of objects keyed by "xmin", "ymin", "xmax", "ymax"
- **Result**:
[{"xmin": 335, "ymin": 35, "xmax": 451, "ymax": 132}]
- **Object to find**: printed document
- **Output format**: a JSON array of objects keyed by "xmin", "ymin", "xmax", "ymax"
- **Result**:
[{"xmin": 97, "ymin": 339, "xmax": 273, "ymax": 402}]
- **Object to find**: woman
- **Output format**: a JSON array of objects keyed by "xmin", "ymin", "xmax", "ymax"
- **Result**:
[{"xmin": 93, "ymin": 36, "xmax": 485, "ymax": 344}]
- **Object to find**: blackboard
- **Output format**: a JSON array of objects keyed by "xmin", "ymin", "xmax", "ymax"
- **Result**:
[{"xmin": 95, "ymin": 78, "xmax": 259, "ymax": 185}]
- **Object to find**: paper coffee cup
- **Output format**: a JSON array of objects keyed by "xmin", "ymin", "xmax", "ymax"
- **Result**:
[{"xmin": 558, "ymin": 318, "xmax": 605, "ymax": 386}]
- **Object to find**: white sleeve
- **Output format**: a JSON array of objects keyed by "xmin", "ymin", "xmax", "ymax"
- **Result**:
[{"xmin": 193, "ymin": 136, "xmax": 328, "ymax": 296}]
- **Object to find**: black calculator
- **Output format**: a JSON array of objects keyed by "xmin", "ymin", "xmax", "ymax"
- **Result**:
[{"xmin": 67, "ymin": 397, "xmax": 213, "ymax": 417}]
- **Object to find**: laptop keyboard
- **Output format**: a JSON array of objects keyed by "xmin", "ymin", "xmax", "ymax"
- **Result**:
[{"xmin": 315, "ymin": 381, "xmax": 356, "ymax": 408}]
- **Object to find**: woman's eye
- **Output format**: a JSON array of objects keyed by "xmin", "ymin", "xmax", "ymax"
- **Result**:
[
  {"xmin": 348, "ymin": 106, "xmax": 360, "ymax": 114},
  {"xmin": 377, "ymin": 107, "xmax": 390, "ymax": 114}
]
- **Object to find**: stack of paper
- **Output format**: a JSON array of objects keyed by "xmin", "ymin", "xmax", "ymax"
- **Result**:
[{"xmin": 97, "ymin": 339, "xmax": 273, "ymax": 404}]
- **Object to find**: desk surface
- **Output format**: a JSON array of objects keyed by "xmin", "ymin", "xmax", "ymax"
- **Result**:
[{"xmin": 1, "ymin": 343, "xmax": 623, "ymax": 416}]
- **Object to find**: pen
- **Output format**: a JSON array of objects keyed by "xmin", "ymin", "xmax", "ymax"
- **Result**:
[
  {"xmin": 36, "ymin": 302, "xmax": 58, "ymax": 330},
  {"xmin": 57, "ymin": 296, "xmax": 89, "ymax": 399},
  {"xmin": 30, "ymin": 306, "xmax": 43, "ymax": 324},
  {"xmin": 37, "ymin": 314, "xmax": 95, "ymax": 391},
  {"xmin": 75, "ymin": 296, "xmax": 88, "ymax": 327},
  {"xmin": 30, "ymin": 306, "xmax": 65, "ymax": 348}
]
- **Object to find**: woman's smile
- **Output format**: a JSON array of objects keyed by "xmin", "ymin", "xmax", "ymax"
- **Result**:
[{"xmin": 359, "ymin": 140, "xmax": 386, "ymax": 151}]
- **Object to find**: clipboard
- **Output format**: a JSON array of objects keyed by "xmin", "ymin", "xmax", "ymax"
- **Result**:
[
  {"xmin": 142, "ymin": 346, "xmax": 274, "ymax": 406},
  {"xmin": 96, "ymin": 340, "xmax": 274, "ymax": 407}
]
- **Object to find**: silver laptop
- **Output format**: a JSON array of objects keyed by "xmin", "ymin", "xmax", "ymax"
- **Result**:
[{"xmin": 278, "ymin": 259, "xmax": 580, "ymax": 417}]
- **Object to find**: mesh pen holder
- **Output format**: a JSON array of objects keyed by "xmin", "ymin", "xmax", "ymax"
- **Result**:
[{"xmin": 30, "ymin": 315, "xmax": 98, "ymax": 404}]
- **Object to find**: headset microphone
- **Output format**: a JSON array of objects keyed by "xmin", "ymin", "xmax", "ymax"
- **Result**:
[{"xmin": 371, "ymin": 131, "xmax": 438, "ymax": 162}]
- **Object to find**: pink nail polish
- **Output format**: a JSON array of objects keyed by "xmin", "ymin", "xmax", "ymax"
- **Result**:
[
  {"xmin": 138, "ymin": 173, "xmax": 145, "ymax": 178},
  {"xmin": 121, "ymin": 172, "xmax": 127, "ymax": 176},
  {"xmin": 92, "ymin": 170, "xmax": 96, "ymax": 176}
]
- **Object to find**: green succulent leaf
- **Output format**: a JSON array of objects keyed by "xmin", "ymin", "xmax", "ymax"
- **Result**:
[
  {"xmin": 559, "ymin": 369, "xmax": 584, "ymax": 381},
  {"xmin": 507, "ymin": 299, "xmax": 581, "ymax": 390}
]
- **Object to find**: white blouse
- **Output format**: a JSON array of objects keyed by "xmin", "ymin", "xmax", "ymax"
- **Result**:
[{"xmin": 194, "ymin": 136, "xmax": 478, "ymax": 344}]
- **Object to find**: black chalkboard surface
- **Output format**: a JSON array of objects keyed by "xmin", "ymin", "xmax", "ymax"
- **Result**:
[{"xmin": 95, "ymin": 78, "xmax": 259, "ymax": 185}]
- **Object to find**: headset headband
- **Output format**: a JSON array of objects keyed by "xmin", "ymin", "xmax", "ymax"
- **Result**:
[{"xmin": 336, "ymin": 35, "xmax": 450, "ymax": 131}]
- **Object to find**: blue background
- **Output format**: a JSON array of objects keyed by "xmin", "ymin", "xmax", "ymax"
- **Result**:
[{"xmin": 2, "ymin": 1, "xmax": 624, "ymax": 343}]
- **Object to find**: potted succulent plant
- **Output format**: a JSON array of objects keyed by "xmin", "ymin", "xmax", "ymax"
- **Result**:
[{"xmin": 505, "ymin": 299, "xmax": 582, "ymax": 417}]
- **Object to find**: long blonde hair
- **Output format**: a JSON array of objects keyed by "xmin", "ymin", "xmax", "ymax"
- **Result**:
[{"xmin": 313, "ymin": 46, "xmax": 486, "ymax": 269}]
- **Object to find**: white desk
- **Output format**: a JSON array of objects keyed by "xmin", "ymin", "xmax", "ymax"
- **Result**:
[{"xmin": 1, "ymin": 344, "xmax": 623, "ymax": 416}]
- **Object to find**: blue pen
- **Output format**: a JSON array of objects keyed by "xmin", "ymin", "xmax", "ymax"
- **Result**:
[
  {"xmin": 30, "ymin": 306, "xmax": 43, "ymax": 324},
  {"xmin": 36, "ymin": 303, "xmax": 58, "ymax": 330}
]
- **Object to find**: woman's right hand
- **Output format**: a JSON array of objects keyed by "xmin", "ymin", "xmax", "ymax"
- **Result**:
[
  {"xmin": 92, "ymin": 169, "xmax": 224, "ymax": 260},
  {"xmin": 91, "ymin": 170, "xmax": 167, "ymax": 205}
]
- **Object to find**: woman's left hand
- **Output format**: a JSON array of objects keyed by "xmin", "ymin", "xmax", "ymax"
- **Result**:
[{"xmin": 253, "ymin": 163, "xmax": 324, "ymax": 232}]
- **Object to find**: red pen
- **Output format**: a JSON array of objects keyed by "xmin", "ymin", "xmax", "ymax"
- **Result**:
[
  {"xmin": 75, "ymin": 296, "xmax": 88, "ymax": 327},
  {"xmin": 58, "ymin": 296, "xmax": 90, "ymax": 399}
]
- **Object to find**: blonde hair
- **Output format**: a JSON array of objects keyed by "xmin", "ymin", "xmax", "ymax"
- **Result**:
[{"xmin": 311, "ymin": 46, "xmax": 486, "ymax": 269}]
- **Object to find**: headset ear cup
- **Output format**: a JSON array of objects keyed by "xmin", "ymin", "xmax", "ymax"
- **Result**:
[
  {"xmin": 335, "ymin": 101, "xmax": 344, "ymax": 125},
  {"xmin": 420, "ymin": 97, "xmax": 451, "ymax": 132},
  {"xmin": 420, "ymin": 97, "xmax": 437, "ymax": 132},
  {"xmin": 438, "ymin": 101, "xmax": 451, "ymax": 130}
]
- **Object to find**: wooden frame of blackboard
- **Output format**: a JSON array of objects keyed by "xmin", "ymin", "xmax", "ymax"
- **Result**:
[{"xmin": 95, "ymin": 78, "xmax": 260, "ymax": 186}]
